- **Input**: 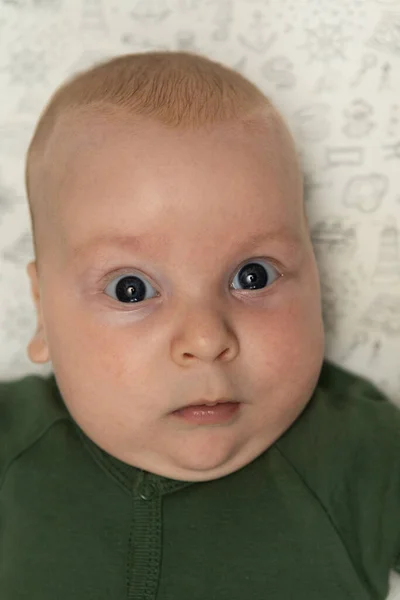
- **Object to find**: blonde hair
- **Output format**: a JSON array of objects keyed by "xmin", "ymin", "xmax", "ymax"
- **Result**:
[{"xmin": 25, "ymin": 51, "xmax": 295, "ymax": 269}]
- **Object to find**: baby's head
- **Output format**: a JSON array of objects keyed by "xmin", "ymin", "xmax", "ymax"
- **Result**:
[{"xmin": 25, "ymin": 51, "xmax": 324, "ymax": 482}]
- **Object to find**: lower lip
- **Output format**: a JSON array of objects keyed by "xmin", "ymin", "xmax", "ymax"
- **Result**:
[{"xmin": 172, "ymin": 402, "xmax": 241, "ymax": 424}]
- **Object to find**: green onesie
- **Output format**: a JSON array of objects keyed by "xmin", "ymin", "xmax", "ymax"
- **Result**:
[{"xmin": 1, "ymin": 359, "xmax": 400, "ymax": 599}]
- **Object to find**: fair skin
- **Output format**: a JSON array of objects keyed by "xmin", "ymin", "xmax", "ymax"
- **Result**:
[{"xmin": 26, "ymin": 110, "xmax": 325, "ymax": 482}]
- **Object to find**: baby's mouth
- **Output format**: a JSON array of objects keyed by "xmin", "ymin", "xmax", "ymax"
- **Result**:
[
  {"xmin": 173, "ymin": 398, "xmax": 238, "ymax": 411},
  {"xmin": 170, "ymin": 398, "xmax": 241, "ymax": 425}
]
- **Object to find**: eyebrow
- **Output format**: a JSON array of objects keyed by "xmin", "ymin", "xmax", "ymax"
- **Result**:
[{"xmin": 70, "ymin": 227, "xmax": 301, "ymax": 262}]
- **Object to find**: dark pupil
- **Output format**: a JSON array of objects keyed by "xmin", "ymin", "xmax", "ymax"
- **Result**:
[
  {"xmin": 116, "ymin": 276, "xmax": 146, "ymax": 303},
  {"xmin": 238, "ymin": 263, "xmax": 268, "ymax": 290}
]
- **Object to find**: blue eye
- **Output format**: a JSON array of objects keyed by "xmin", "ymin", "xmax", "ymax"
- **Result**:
[
  {"xmin": 105, "ymin": 274, "xmax": 157, "ymax": 304},
  {"xmin": 104, "ymin": 260, "xmax": 281, "ymax": 304},
  {"xmin": 231, "ymin": 260, "xmax": 280, "ymax": 291}
]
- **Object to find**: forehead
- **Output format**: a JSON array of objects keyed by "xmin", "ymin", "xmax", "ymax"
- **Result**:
[
  {"xmin": 47, "ymin": 106, "xmax": 297, "ymax": 177},
  {"xmin": 44, "ymin": 109, "xmax": 303, "ymax": 254}
]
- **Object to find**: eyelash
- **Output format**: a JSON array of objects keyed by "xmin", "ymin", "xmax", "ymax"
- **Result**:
[{"xmin": 100, "ymin": 257, "xmax": 284, "ymax": 306}]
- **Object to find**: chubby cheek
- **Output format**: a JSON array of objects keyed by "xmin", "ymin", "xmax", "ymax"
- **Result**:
[
  {"xmin": 45, "ymin": 305, "xmax": 118, "ymax": 375},
  {"xmin": 41, "ymin": 296, "xmax": 152, "ymax": 427},
  {"xmin": 244, "ymin": 287, "xmax": 324, "ymax": 399}
]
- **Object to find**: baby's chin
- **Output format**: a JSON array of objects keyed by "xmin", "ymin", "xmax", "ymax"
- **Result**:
[{"xmin": 118, "ymin": 421, "xmax": 283, "ymax": 483}]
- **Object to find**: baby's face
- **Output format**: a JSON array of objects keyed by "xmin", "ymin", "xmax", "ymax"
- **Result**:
[{"xmin": 27, "ymin": 111, "xmax": 325, "ymax": 482}]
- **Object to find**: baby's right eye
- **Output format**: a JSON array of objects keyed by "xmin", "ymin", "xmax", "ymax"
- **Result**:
[{"xmin": 104, "ymin": 273, "xmax": 158, "ymax": 304}]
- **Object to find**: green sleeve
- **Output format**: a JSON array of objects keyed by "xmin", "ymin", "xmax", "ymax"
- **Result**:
[
  {"xmin": 277, "ymin": 359, "xmax": 400, "ymax": 586},
  {"xmin": 0, "ymin": 373, "xmax": 68, "ymax": 490}
]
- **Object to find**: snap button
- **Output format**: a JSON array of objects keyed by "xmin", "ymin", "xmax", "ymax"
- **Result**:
[{"xmin": 138, "ymin": 482, "xmax": 157, "ymax": 500}]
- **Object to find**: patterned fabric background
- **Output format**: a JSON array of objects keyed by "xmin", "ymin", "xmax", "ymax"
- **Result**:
[{"xmin": 0, "ymin": 0, "xmax": 400, "ymax": 596}]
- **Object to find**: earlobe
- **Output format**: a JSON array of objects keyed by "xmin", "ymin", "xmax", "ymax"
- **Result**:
[
  {"xmin": 27, "ymin": 331, "xmax": 50, "ymax": 364},
  {"xmin": 26, "ymin": 261, "xmax": 51, "ymax": 364}
]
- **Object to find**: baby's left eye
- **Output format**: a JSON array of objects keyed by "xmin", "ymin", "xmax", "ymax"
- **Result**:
[{"xmin": 230, "ymin": 260, "xmax": 281, "ymax": 291}]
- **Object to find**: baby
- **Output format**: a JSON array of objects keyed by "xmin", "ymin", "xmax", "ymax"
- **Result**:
[{"xmin": 1, "ymin": 50, "xmax": 400, "ymax": 599}]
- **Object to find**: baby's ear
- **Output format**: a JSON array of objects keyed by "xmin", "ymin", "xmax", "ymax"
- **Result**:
[{"xmin": 26, "ymin": 261, "xmax": 50, "ymax": 364}]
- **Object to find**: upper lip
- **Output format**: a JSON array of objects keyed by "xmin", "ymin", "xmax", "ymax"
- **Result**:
[{"xmin": 176, "ymin": 398, "xmax": 238, "ymax": 410}]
